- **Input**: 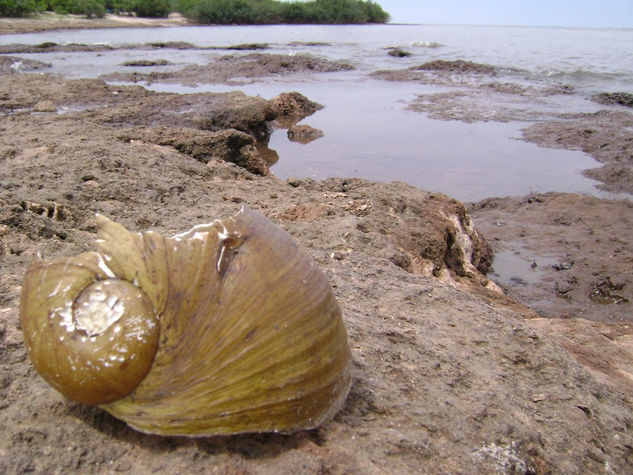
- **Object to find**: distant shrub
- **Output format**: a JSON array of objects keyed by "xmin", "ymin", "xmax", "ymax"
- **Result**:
[
  {"xmin": 178, "ymin": 0, "xmax": 390, "ymax": 25},
  {"xmin": 189, "ymin": 0, "xmax": 280, "ymax": 24},
  {"xmin": 6, "ymin": 0, "xmax": 390, "ymax": 22},
  {"xmin": 131, "ymin": 0, "xmax": 170, "ymax": 17},
  {"xmin": 0, "ymin": 0, "xmax": 41, "ymax": 16},
  {"xmin": 45, "ymin": 0, "xmax": 71, "ymax": 15},
  {"xmin": 33, "ymin": 0, "xmax": 168, "ymax": 17},
  {"xmin": 75, "ymin": 0, "xmax": 106, "ymax": 17},
  {"xmin": 37, "ymin": 0, "xmax": 106, "ymax": 17}
]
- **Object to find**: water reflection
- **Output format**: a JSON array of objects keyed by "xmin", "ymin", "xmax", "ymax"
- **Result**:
[
  {"xmin": 490, "ymin": 249, "xmax": 557, "ymax": 287},
  {"xmin": 142, "ymin": 79, "xmax": 605, "ymax": 202},
  {"xmin": 256, "ymin": 143, "xmax": 279, "ymax": 167}
]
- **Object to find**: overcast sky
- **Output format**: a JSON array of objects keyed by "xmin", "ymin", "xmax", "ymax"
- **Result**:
[{"xmin": 378, "ymin": 0, "xmax": 633, "ymax": 28}]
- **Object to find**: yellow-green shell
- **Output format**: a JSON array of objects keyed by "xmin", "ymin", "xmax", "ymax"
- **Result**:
[{"xmin": 19, "ymin": 207, "xmax": 352, "ymax": 436}]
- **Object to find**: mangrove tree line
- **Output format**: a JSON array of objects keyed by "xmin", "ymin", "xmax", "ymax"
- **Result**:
[
  {"xmin": 0, "ymin": 0, "xmax": 390, "ymax": 24},
  {"xmin": 179, "ymin": 0, "xmax": 390, "ymax": 24}
]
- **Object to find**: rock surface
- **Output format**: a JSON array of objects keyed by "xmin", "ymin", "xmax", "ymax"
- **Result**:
[
  {"xmin": 387, "ymin": 47, "xmax": 412, "ymax": 57},
  {"xmin": 100, "ymin": 53, "xmax": 354, "ymax": 86},
  {"xmin": 1, "ymin": 73, "xmax": 633, "ymax": 473},
  {"xmin": 411, "ymin": 59, "xmax": 497, "ymax": 74},
  {"xmin": 526, "ymin": 317, "xmax": 633, "ymax": 401},
  {"xmin": 469, "ymin": 193, "xmax": 633, "ymax": 323},
  {"xmin": 0, "ymin": 75, "xmax": 320, "ymax": 176},
  {"xmin": 0, "ymin": 56, "xmax": 50, "ymax": 74},
  {"xmin": 592, "ymin": 92, "xmax": 633, "ymax": 108},
  {"xmin": 287, "ymin": 124, "xmax": 324, "ymax": 144}
]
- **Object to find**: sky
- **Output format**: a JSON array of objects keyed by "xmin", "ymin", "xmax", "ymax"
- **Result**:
[{"xmin": 378, "ymin": 0, "xmax": 633, "ymax": 28}]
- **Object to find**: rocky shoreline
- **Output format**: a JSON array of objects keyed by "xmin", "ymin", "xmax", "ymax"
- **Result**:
[{"xmin": 1, "ymin": 20, "xmax": 633, "ymax": 473}]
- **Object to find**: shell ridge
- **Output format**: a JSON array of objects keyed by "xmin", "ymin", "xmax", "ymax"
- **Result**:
[
  {"xmin": 147, "ymin": 378, "xmax": 347, "ymax": 421},
  {"xmin": 134, "ymin": 296, "xmax": 349, "ymax": 419},
  {"xmin": 140, "ymin": 231, "xmax": 169, "ymax": 314},
  {"xmin": 131, "ymin": 227, "xmax": 226, "ymax": 389},
  {"xmin": 184, "ymin": 299, "xmax": 345, "ymax": 391},
  {"xmin": 144, "ymin": 220, "xmax": 247, "ymax": 384},
  {"xmin": 126, "ymin": 369, "xmax": 352, "ymax": 435},
  {"xmin": 124, "ymin": 210, "xmax": 347, "ymax": 408},
  {"xmin": 178, "ymin": 364, "xmax": 351, "ymax": 417}
]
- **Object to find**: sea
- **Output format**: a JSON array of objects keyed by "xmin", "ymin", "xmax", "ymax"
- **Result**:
[{"xmin": 1, "ymin": 24, "xmax": 632, "ymax": 202}]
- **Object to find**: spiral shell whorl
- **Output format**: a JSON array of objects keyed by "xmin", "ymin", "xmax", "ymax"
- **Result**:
[{"xmin": 20, "ymin": 256, "xmax": 160, "ymax": 406}]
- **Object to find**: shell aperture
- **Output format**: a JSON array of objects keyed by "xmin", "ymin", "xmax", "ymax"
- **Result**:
[{"xmin": 19, "ymin": 207, "xmax": 352, "ymax": 436}]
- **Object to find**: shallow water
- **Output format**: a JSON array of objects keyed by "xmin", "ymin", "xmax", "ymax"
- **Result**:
[
  {"xmin": 147, "ymin": 79, "xmax": 606, "ymax": 202},
  {"xmin": 3, "ymin": 24, "xmax": 632, "ymax": 201},
  {"xmin": 3, "ymin": 24, "xmax": 632, "ymax": 90},
  {"xmin": 489, "ymin": 248, "xmax": 557, "ymax": 287}
]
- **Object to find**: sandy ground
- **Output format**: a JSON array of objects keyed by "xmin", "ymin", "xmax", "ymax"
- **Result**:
[
  {"xmin": 0, "ymin": 12, "xmax": 189, "ymax": 35},
  {"xmin": 1, "ymin": 22, "xmax": 633, "ymax": 473}
]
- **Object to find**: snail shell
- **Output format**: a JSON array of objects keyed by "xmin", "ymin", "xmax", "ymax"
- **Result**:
[{"xmin": 20, "ymin": 207, "xmax": 352, "ymax": 436}]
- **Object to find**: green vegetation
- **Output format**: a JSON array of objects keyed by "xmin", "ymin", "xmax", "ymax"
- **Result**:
[
  {"xmin": 0, "ymin": 0, "xmax": 171, "ymax": 17},
  {"xmin": 0, "ymin": 0, "xmax": 107, "ymax": 17},
  {"xmin": 1, "ymin": 0, "xmax": 43, "ymax": 16},
  {"xmin": 0, "ymin": 0, "xmax": 389, "ymax": 23},
  {"xmin": 107, "ymin": 0, "xmax": 171, "ymax": 17},
  {"xmin": 179, "ymin": 0, "xmax": 390, "ymax": 24}
]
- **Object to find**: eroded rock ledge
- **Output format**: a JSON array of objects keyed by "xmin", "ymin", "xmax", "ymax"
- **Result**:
[{"xmin": 0, "ymin": 75, "xmax": 320, "ymax": 176}]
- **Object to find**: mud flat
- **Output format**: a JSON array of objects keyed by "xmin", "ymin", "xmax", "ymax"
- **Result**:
[{"xmin": 1, "ymin": 27, "xmax": 633, "ymax": 472}]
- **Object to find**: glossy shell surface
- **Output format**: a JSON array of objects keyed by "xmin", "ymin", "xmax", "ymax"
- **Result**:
[{"xmin": 20, "ymin": 207, "xmax": 352, "ymax": 436}]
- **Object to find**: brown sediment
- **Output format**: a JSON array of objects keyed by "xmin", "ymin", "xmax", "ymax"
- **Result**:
[
  {"xmin": 0, "ymin": 42, "xmax": 274, "ymax": 55},
  {"xmin": 0, "ymin": 74, "xmax": 320, "ymax": 175},
  {"xmin": 371, "ymin": 59, "xmax": 498, "ymax": 85},
  {"xmin": 1, "ymin": 35, "xmax": 633, "ymax": 472},
  {"xmin": 371, "ymin": 53, "xmax": 633, "ymax": 427},
  {"xmin": 372, "ymin": 60, "xmax": 632, "ymax": 197},
  {"xmin": 387, "ymin": 47, "xmax": 412, "ymax": 57},
  {"xmin": 121, "ymin": 59, "xmax": 170, "ymax": 67},
  {"xmin": 469, "ymin": 192, "xmax": 633, "ymax": 323}
]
